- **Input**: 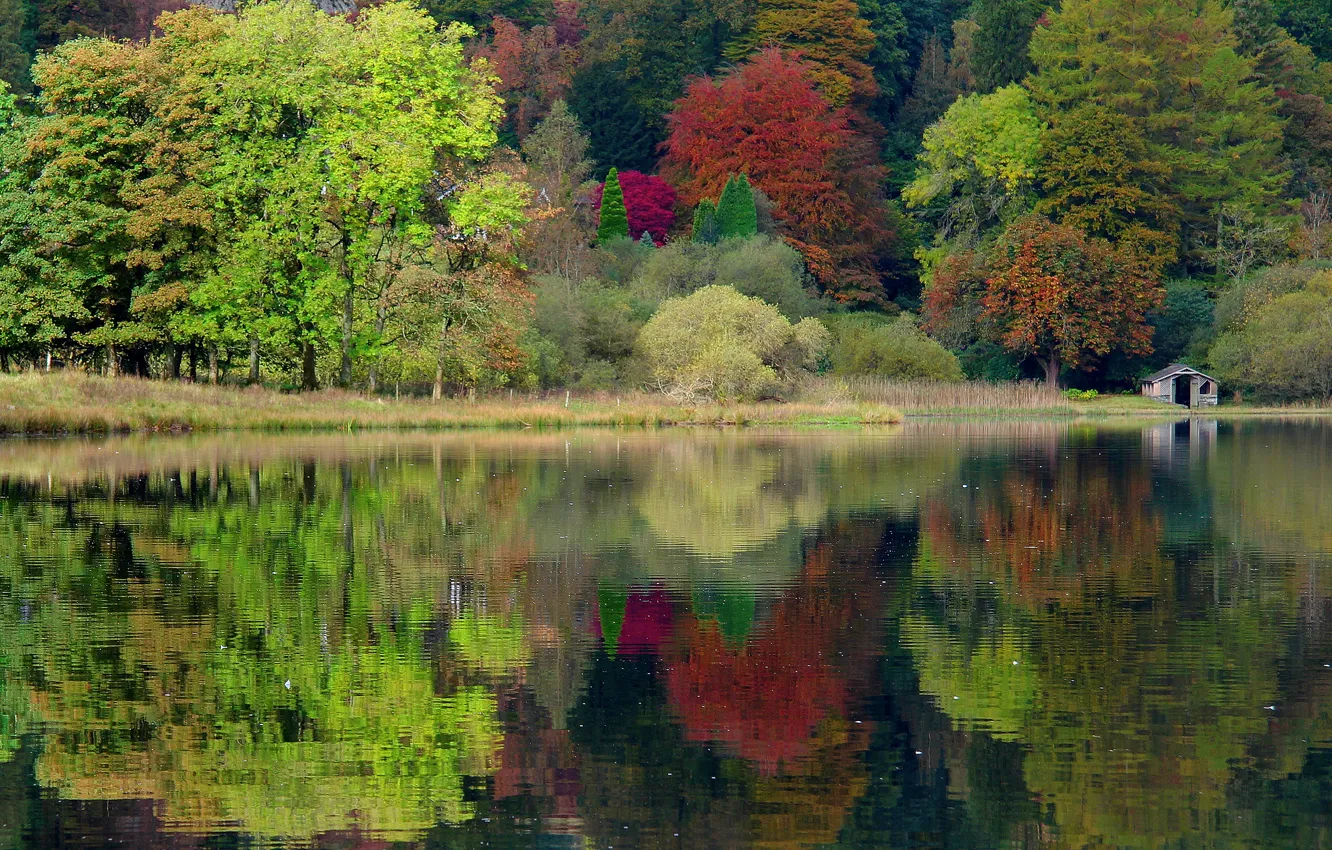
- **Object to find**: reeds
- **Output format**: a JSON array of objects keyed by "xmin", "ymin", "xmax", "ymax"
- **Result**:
[
  {"xmin": 0, "ymin": 372, "xmax": 904, "ymax": 434},
  {"xmin": 801, "ymin": 376, "xmax": 1074, "ymax": 415}
]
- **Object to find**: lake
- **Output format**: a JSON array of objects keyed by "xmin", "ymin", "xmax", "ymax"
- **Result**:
[{"xmin": 1, "ymin": 420, "xmax": 1330, "ymax": 849}]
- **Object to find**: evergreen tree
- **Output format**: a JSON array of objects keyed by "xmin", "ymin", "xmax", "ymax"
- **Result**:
[
  {"xmin": 716, "ymin": 174, "xmax": 759, "ymax": 238},
  {"xmin": 569, "ymin": 61, "xmax": 661, "ymax": 172},
  {"xmin": 692, "ymin": 200, "xmax": 719, "ymax": 244},
  {"xmin": 726, "ymin": 0, "xmax": 878, "ymax": 105},
  {"xmin": 0, "ymin": 0, "xmax": 31, "ymax": 96},
  {"xmin": 597, "ymin": 168, "xmax": 631, "ymax": 242},
  {"xmin": 972, "ymin": 0, "xmax": 1043, "ymax": 92}
]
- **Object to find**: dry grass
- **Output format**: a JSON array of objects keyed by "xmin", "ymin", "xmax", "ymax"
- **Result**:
[
  {"xmin": 802, "ymin": 376, "xmax": 1075, "ymax": 415},
  {"xmin": 0, "ymin": 372, "xmax": 903, "ymax": 434}
]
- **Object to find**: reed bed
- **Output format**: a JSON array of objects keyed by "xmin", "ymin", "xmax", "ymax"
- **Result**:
[
  {"xmin": 802, "ymin": 376, "xmax": 1075, "ymax": 415},
  {"xmin": 0, "ymin": 372, "xmax": 903, "ymax": 434}
]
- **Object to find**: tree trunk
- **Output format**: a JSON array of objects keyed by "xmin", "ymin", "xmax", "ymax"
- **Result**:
[
  {"xmin": 189, "ymin": 346, "xmax": 198, "ymax": 383},
  {"xmin": 1039, "ymin": 353, "xmax": 1060, "ymax": 388},
  {"xmin": 301, "ymin": 340, "xmax": 319, "ymax": 391},
  {"xmin": 367, "ymin": 310, "xmax": 386, "ymax": 394},
  {"xmin": 338, "ymin": 232, "xmax": 354, "ymax": 388},
  {"xmin": 248, "ymin": 337, "xmax": 260, "ymax": 384},
  {"xmin": 433, "ymin": 317, "xmax": 449, "ymax": 401},
  {"xmin": 107, "ymin": 342, "xmax": 119, "ymax": 378},
  {"xmin": 0, "ymin": 352, "xmax": 9, "ymax": 373},
  {"xmin": 208, "ymin": 345, "xmax": 219, "ymax": 385},
  {"xmin": 168, "ymin": 340, "xmax": 181, "ymax": 380},
  {"xmin": 45, "ymin": 350, "xmax": 52, "ymax": 372}
]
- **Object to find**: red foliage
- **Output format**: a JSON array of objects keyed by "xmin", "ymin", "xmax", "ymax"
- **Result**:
[
  {"xmin": 473, "ymin": 15, "xmax": 583, "ymax": 138},
  {"xmin": 590, "ymin": 171, "xmax": 677, "ymax": 244},
  {"xmin": 661, "ymin": 49, "xmax": 893, "ymax": 304}
]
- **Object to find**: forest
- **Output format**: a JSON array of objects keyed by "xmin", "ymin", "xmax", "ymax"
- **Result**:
[{"xmin": 2, "ymin": 0, "xmax": 1332, "ymax": 400}]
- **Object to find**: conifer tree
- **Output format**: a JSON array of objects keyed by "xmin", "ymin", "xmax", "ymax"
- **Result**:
[
  {"xmin": 596, "ymin": 167, "xmax": 630, "ymax": 242},
  {"xmin": 716, "ymin": 174, "xmax": 758, "ymax": 238},
  {"xmin": 692, "ymin": 199, "xmax": 719, "ymax": 243}
]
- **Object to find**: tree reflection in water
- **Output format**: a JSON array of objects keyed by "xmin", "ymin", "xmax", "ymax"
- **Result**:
[{"xmin": 0, "ymin": 423, "xmax": 1329, "ymax": 848}]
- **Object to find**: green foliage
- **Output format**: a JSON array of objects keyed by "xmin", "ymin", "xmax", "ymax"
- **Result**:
[
  {"xmin": 824, "ymin": 312, "xmax": 964, "ymax": 380},
  {"xmin": 1210, "ymin": 272, "xmax": 1332, "ymax": 400},
  {"xmin": 631, "ymin": 236, "xmax": 818, "ymax": 319},
  {"xmin": 637, "ymin": 286, "xmax": 829, "ymax": 401},
  {"xmin": 972, "ymin": 0, "xmax": 1043, "ymax": 92},
  {"xmin": 528, "ymin": 275, "xmax": 644, "ymax": 388},
  {"xmin": 1027, "ymin": 0, "xmax": 1288, "ymax": 267},
  {"xmin": 691, "ymin": 200, "xmax": 719, "ymax": 244},
  {"xmin": 1062, "ymin": 388, "xmax": 1098, "ymax": 400},
  {"xmin": 715, "ymin": 174, "xmax": 759, "ymax": 239},
  {"xmin": 597, "ymin": 168, "xmax": 631, "ymax": 243},
  {"xmin": 904, "ymin": 85, "xmax": 1044, "ymax": 250},
  {"xmin": 568, "ymin": 61, "xmax": 662, "ymax": 172}
]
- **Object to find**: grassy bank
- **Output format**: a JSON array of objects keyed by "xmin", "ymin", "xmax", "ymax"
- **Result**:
[
  {"xmin": 0, "ymin": 372, "xmax": 902, "ymax": 434},
  {"xmin": 1, "ymin": 372, "xmax": 1326, "ymax": 435}
]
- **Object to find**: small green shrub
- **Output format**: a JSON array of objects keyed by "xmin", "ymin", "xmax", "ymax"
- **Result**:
[{"xmin": 1063, "ymin": 388, "xmax": 1099, "ymax": 400}]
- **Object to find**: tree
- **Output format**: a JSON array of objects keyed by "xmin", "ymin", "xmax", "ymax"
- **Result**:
[
  {"xmin": 636, "ymin": 286, "xmax": 829, "ymax": 401},
  {"xmin": 631, "ymin": 235, "xmax": 817, "ymax": 318},
  {"xmin": 591, "ymin": 170, "xmax": 677, "ymax": 244},
  {"xmin": 0, "ymin": 0, "xmax": 30, "ymax": 97},
  {"xmin": 1027, "ymin": 0, "xmax": 1288, "ymax": 267},
  {"xmin": 596, "ymin": 167, "xmax": 630, "ymax": 242},
  {"xmin": 1034, "ymin": 105, "xmax": 1180, "ymax": 270},
  {"xmin": 903, "ymin": 84, "xmax": 1044, "ymax": 250},
  {"xmin": 569, "ymin": 61, "xmax": 660, "ymax": 171},
  {"xmin": 725, "ymin": 0, "xmax": 878, "ymax": 106},
  {"xmin": 1211, "ymin": 274, "xmax": 1332, "ymax": 401},
  {"xmin": 663, "ymin": 50, "xmax": 896, "ymax": 304},
  {"xmin": 980, "ymin": 216, "xmax": 1164, "ymax": 385},
  {"xmin": 692, "ymin": 200, "xmax": 719, "ymax": 244},
  {"xmin": 972, "ymin": 0, "xmax": 1043, "ymax": 92},
  {"xmin": 714, "ymin": 174, "xmax": 759, "ymax": 239}
]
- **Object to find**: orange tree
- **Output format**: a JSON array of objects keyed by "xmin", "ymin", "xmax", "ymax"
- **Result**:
[{"xmin": 980, "ymin": 216, "xmax": 1163, "ymax": 386}]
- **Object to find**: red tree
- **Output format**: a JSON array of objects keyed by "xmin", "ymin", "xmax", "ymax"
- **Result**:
[
  {"xmin": 590, "ymin": 171, "xmax": 677, "ymax": 244},
  {"xmin": 661, "ymin": 49, "xmax": 894, "ymax": 304},
  {"xmin": 981, "ymin": 216, "xmax": 1164, "ymax": 386}
]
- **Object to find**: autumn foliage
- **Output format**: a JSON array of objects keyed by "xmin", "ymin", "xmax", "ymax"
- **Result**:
[
  {"xmin": 981, "ymin": 217, "xmax": 1164, "ymax": 385},
  {"xmin": 590, "ymin": 170, "xmax": 677, "ymax": 244},
  {"xmin": 662, "ymin": 50, "xmax": 894, "ymax": 304}
]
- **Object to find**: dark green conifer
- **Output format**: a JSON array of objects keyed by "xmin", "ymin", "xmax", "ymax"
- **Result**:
[
  {"xmin": 596, "ymin": 168, "xmax": 630, "ymax": 243},
  {"xmin": 715, "ymin": 174, "xmax": 758, "ymax": 239},
  {"xmin": 691, "ymin": 199, "xmax": 719, "ymax": 244}
]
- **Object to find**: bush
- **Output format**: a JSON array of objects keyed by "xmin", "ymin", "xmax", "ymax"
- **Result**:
[
  {"xmin": 1211, "ymin": 273, "xmax": 1332, "ymax": 401},
  {"xmin": 529, "ymin": 275, "xmax": 645, "ymax": 388},
  {"xmin": 630, "ymin": 236, "xmax": 818, "ymax": 319},
  {"xmin": 637, "ymin": 286, "xmax": 829, "ymax": 401},
  {"xmin": 1063, "ymin": 388, "xmax": 1099, "ymax": 400},
  {"xmin": 824, "ymin": 313, "xmax": 964, "ymax": 381}
]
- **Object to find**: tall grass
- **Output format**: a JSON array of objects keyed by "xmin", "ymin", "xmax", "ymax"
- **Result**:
[
  {"xmin": 801, "ymin": 376, "xmax": 1074, "ymax": 414},
  {"xmin": 0, "ymin": 372, "xmax": 903, "ymax": 434}
]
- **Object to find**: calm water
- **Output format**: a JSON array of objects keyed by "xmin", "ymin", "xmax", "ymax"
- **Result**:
[{"xmin": 1, "ymin": 421, "xmax": 1331, "ymax": 849}]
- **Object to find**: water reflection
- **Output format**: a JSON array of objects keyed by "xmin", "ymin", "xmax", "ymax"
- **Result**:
[{"xmin": 0, "ymin": 422, "xmax": 1330, "ymax": 848}]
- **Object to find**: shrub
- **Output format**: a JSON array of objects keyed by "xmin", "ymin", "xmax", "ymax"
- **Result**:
[
  {"xmin": 1211, "ymin": 274, "xmax": 1332, "ymax": 401},
  {"xmin": 637, "ymin": 286, "xmax": 829, "ymax": 401},
  {"xmin": 529, "ymin": 275, "xmax": 644, "ymax": 388},
  {"xmin": 596, "ymin": 168, "xmax": 630, "ymax": 242},
  {"xmin": 1063, "ymin": 388, "xmax": 1099, "ymax": 400},
  {"xmin": 630, "ymin": 236, "xmax": 818, "ymax": 318},
  {"xmin": 824, "ymin": 313, "xmax": 964, "ymax": 381}
]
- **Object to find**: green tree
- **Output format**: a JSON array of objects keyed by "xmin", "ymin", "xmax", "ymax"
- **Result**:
[
  {"xmin": 972, "ymin": 0, "xmax": 1043, "ymax": 92},
  {"xmin": 0, "ymin": 0, "xmax": 31, "ymax": 97},
  {"xmin": 1027, "ymin": 0, "xmax": 1288, "ymax": 267},
  {"xmin": 903, "ymin": 84, "xmax": 1044, "ymax": 253},
  {"xmin": 568, "ymin": 61, "xmax": 661, "ymax": 172},
  {"xmin": 1034, "ymin": 105, "xmax": 1180, "ymax": 270},
  {"xmin": 597, "ymin": 167, "xmax": 631, "ymax": 242},
  {"xmin": 1211, "ymin": 271, "xmax": 1332, "ymax": 401},
  {"xmin": 715, "ymin": 174, "xmax": 759, "ymax": 239},
  {"xmin": 824, "ymin": 312, "xmax": 964, "ymax": 380},
  {"xmin": 692, "ymin": 199, "xmax": 719, "ymax": 244}
]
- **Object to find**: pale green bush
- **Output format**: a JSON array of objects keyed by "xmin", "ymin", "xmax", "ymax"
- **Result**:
[{"xmin": 637, "ymin": 286, "xmax": 829, "ymax": 402}]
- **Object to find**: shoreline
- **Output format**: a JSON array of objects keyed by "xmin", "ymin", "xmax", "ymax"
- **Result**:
[{"xmin": 0, "ymin": 373, "xmax": 1326, "ymax": 435}]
